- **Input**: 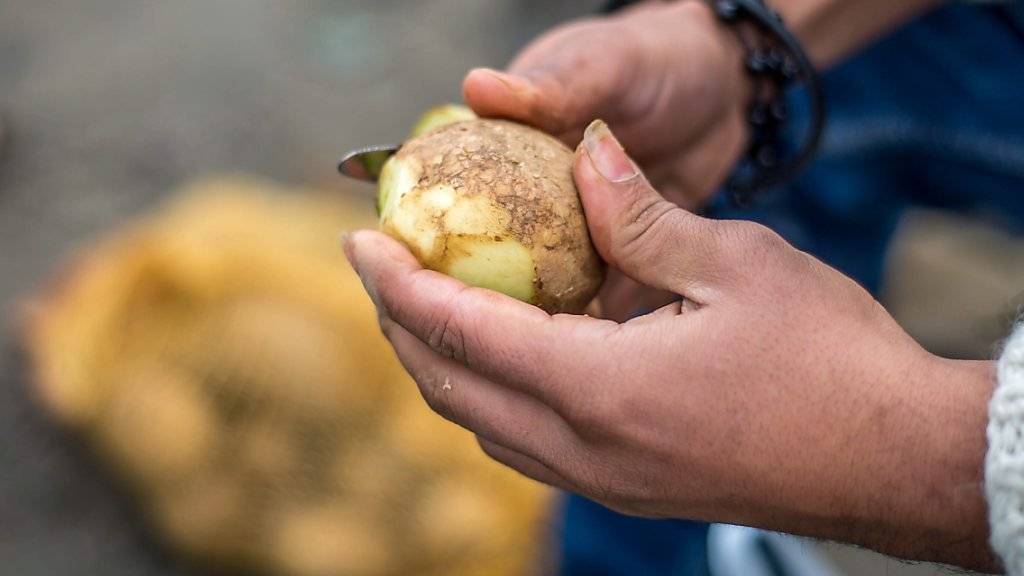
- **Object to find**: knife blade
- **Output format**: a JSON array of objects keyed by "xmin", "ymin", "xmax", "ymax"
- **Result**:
[{"xmin": 337, "ymin": 144, "xmax": 400, "ymax": 183}]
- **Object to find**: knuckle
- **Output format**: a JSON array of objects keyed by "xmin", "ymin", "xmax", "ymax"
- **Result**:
[
  {"xmin": 733, "ymin": 221, "xmax": 787, "ymax": 252},
  {"xmin": 377, "ymin": 313, "xmax": 398, "ymax": 340},
  {"xmin": 476, "ymin": 436, "xmax": 498, "ymax": 459},
  {"xmin": 561, "ymin": 395, "xmax": 603, "ymax": 433},
  {"xmin": 563, "ymin": 389, "xmax": 628, "ymax": 442},
  {"xmin": 570, "ymin": 454, "xmax": 628, "ymax": 508},
  {"xmin": 425, "ymin": 297, "xmax": 469, "ymax": 363},
  {"xmin": 615, "ymin": 190, "xmax": 679, "ymax": 264},
  {"xmin": 418, "ymin": 375, "xmax": 458, "ymax": 422},
  {"xmin": 372, "ymin": 271, "xmax": 404, "ymax": 316},
  {"xmin": 716, "ymin": 220, "xmax": 792, "ymax": 274},
  {"xmin": 529, "ymin": 87, "xmax": 573, "ymax": 134},
  {"xmin": 476, "ymin": 436, "xmax": 529, "ymax": 473},
  {"xmin": 418, "ymin": 377, "xmax": 446, "ymax": 412}
]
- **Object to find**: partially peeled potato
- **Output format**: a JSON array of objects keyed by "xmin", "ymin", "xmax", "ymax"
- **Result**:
[{"xmin": 378, "ymin": 105, "xmax": 604, "ymax": 314}]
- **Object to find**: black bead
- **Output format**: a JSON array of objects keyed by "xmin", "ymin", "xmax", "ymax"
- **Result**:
[
  {"xmin": 749, "ymin": 103, "xmax": 769, "ymax": 126},
  {"xmin": 755, "ymin": 145, "xmax": 779, "ymax": 168},
  {"xmin": 714, "ymin": 0, "xmax": 741, "ymax": 21},
  {"xmin": 770, "ymin": 100, "xmax": 787, "ymax": 122},
  {"xmin": 781, "ymin": 60, "xmax": 800, "ymax": 81},
  {"xmin": 745, "ymin": 51, "xmax": 768, "ymax": 74},
  {"xmin": 704, "ymin": 0, "xmax": 826, "ymax": 200},
  {"xmin": 765, "ymin": 48, "xmax": 785, "ymax": 71}
]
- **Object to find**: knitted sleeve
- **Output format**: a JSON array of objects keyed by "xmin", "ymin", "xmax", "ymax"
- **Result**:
[{"xmin": 987, "ymin": 325, "xmax": 1024, "ymax": 574}]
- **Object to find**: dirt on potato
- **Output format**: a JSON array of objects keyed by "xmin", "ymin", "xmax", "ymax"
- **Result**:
[{"xmin": 381, "ymin": 119, "xmax": 604, "ymax": 314}]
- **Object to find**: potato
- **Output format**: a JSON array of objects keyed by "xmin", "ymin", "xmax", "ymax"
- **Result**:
[
  {"xmin": 408, "ymin": 104, "xmax": 477, "ymax": 139},
  {"xmin": 269, "ymin": 503, "xmax": 394, "ymax": 576},
  {"xmin": 150, "ymin": 471, "xmax": 250, "ymax": 563},
  {"xmin": 24, "ymin": 179, "xmax": 553, "ymax": 576},
  {"xmin": 98, "ymin": 363, "xmax": 217, "ymax": 484},
  {"xmin": 378, "ymin": 115, "xmax": 604, "ymax": 314}
]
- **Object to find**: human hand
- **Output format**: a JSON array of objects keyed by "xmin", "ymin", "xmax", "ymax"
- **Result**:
[
  {"xmin": 344, "ymin": 121, "xmax": 995, "ymax": 571},
  {"xmin": 463, "ymin": 0, "xmax": 750, "ymax": 320},
  {"xmin": 463, "ymin": 0, "xmax": 748, "ymax": 211}
]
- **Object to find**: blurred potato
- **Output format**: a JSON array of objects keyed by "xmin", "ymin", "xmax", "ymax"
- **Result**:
[
  {"xmin": 269, "ymin": 502, "xmax": 395, "ymax": 576},
  {"xmin": 98, "ymin": 362, "xmax": 216, "ymax": 483},
  {"xmin": 21, "ymin": 176, "xmax": 551, "ymax": 576}
]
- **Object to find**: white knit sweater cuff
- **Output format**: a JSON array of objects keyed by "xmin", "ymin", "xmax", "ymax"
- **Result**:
[{"xmin": 987, "ymin": 324, "xmax": 1024, "ymax": 575}]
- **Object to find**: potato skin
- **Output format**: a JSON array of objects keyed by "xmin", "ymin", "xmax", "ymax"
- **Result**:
[{"xmin": 379, "ymin": 119, "xmax": 604, "ymax": 314}]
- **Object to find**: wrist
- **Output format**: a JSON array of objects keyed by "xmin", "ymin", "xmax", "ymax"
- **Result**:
[
  {"xmin": 610, "ymin": 0, "xmax": 754, "ymax": 113},
  {"xmin": 605, "ymin": 0, "xmax": 824, "ymax": 200},
  {"xmin": 768, "ymin": 349, "xmax": 996, "ymax": 570},
  {"xmin": 605, "ymin": 0, "xmax": 754, "ymax": 191},
  {"xmin": 677, "ymin": 0, "xmax": 756, "ymax": 119},
  {"xmin": 881, "ymin": 355, "xmax": 996, "ymax": 570}
]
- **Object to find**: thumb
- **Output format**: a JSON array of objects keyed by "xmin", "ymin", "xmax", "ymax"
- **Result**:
[{"xmin": 574, "ymin": 120, "xmax": 727, "ymax": 300}]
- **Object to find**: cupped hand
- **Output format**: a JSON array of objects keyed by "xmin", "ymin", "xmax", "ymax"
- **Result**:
[{"xmin": 345, "ymin": 121, "xmax": 993, "ymax": 570}]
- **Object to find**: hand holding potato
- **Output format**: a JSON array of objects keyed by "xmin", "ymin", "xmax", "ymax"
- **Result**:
[
  {"xmin": 346, "ymin": 121, "xmax": 996, "ymax": 571},
  {"xmin": 463, "ymin": 1, "xmax": 749, "ymax": 210},
  {"xmin": 463, "ymin": 0, "xmax": 751, "ymax": 320},
  {"xmin": 378, "ymin": 118, "xmax": 603, "ymax": 314}
]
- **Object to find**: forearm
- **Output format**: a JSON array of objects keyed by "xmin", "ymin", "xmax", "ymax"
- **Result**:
[
  {"xmin": 872, "ymin": 357, "xmax": 996, "ymax": 571},
  {"xmin": 773, "ymin": 0, "xmax": 947, "ymax": 67}
]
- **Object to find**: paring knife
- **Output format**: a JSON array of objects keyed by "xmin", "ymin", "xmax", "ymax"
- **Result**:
[{"xmin": 337, "ymin": 144, "xmax": 399, "ymax": 183}]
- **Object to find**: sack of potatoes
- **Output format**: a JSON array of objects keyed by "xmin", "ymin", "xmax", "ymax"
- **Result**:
[{"xmin": 21, "ymin": 174, "xmax": 552, "ymax": 576}]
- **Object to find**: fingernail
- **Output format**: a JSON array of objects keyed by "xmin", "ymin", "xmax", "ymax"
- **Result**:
[
  {"xmin": 479, "ymin": 68, "xmax": 534, "ymax": 94},
  {"xmin": 582, "ymin": 120, "xmax": 638, "ymax": 182}
]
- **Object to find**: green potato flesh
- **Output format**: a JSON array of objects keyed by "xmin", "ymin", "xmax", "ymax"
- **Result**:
[
  {"xmin": 377, "ymin": 116, "xmax": 603, "ymax": 314},
  {"xmin": 378, "ymin": 155, "xmax": 536, "ymax": 303},
  {"xmin": 408, "ymin": 104, "xmax": 477, "ymax": 138}
]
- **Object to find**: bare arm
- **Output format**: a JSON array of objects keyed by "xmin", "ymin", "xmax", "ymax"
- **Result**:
[
  {"xmin": 345, "ymin": 120, "xmax": 1000, "ymax": 571},
  {"xmin": 774, "ymin": 0, "xmax": 947, "ymax": 66}
]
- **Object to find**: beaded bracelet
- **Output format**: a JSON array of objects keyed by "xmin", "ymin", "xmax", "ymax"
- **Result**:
[{"xmin": 604, "ymin": 0, "xmax": 826, "ymax": 205}]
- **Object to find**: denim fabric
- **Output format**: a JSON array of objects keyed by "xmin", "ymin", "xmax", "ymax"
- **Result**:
[
  {"xmin": 715, "ymin": 1, "xmax": 1024, "ymax": 293},
  {"xmin": 1009, "ymin": 1, "xmax": 1024, "ymax": 32},
  {"xmin": 557, "ymin": 495, "xmax": 711, "ymax": 576},
  {"xmin": 557, "ymin": 3, "xmax": 1024, "ymax": 575}
]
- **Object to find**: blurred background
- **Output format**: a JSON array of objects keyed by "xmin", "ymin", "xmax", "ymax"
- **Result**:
[{"xmin": 0, "ymin": 2, "xmax": 1020, "ymax": 576}]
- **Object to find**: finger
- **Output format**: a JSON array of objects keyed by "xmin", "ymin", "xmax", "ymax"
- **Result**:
[
  {"xmin": 573, "ymin": 119, "xmax": 735, "ymax": 303},
  {"xmin": 462, "ymin": 67, "xmax": 591, "ymax": 137},
  {"xmin": 344, "ymin": 229, "xmax": 618, "ymax": 403},
  {"xmin": 382, "ymin": 316, "xmax": 576, "ymax": 465},
  {"xmin": 462, "ymin": 28, "xmax": 634, "ymax": 138},
  {"xmin": 462, "ymin": 68, "xmax": 545, "ymax": 126},
  {"xmin": 476, "ymin": 436, "xmax": 574, "ymax": 491}
]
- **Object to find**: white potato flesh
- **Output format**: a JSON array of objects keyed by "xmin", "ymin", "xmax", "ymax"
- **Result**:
[
  {"xmin": 377, "ymin": 118, "xmax": 603, "ymax": 314},
  {"xmin": 379, "ymin": 155, "xmax": 537, "ymax": 303}
]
